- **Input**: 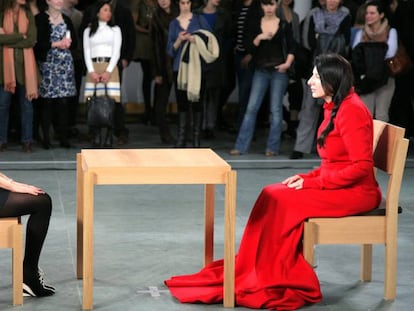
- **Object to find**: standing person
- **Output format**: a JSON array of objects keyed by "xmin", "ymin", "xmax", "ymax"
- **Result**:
[
  {"xmin": 80, "ymin": 0, "xmax": 135, "ymax": 145},
  {"xmin": 232, "ymin": 0, "xmax": 261, "ymax": 131},
  {"xmin": 166, "ymin": 53, "xmax": 381, "ymax": 310},
  {"xmin": 0, "ymin": 172, "xmax": 55, "ymax": 297},
  {"xmin": 150, "ymin": 0, "xmax": 178, "ymax": 144},
  {"xmin": 131, "ymin": 0, "xmax": 157, "ymax": 125},
  {"xmin": 167, "ymin": 0, "xmax": 214, "ymax": 148},
  {"xmin": 34, "ymin": 0, "xmax": 77, "ymax": 149},
  {"xmin": 83, "ymin": 0, "xmax": 122, "ymax": 147},
  {"xmin": 290, "ymin": 0, "xmax": 351, "ymax": 159},
  {"xmin": 194, "ymin": 0, "xmax": 232, "ymax": 140},
  {"xmin": 352, "ymin": 0, "xmax": 397, "ymax": 122},
  {"xmin": 0, "ymin": 0, "xmax": 38, "ymax": 153},
  {"xmin": 229, "ymin": 0, "xmax": 295, "ymax": 156},
  {"xmin": 277, "ymin": 0, "xmax": 303, "ymax": 138}
]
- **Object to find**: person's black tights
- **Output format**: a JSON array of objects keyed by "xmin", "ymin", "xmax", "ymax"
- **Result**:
[{"xmin": 0, "ymin": 192, "xmax": 52, "ymax": 276}]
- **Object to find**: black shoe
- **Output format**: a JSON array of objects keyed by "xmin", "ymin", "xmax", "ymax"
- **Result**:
[
  {"xmin": 23, "ymin": 269, "xmax": 55, "ymax": 297},
  {"xmin": 289, "ymin": 150, "xmax": 303, "ymax": 159}
]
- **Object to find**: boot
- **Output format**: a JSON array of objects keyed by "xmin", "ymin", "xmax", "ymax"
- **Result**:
[
  {"xmin": 92, "ymin": 128, "xmax": 102, "ymax": 148},
  {"xmin": 103, "ymin": 128, "xmax": 113, "ymax": 148},
  {"xmin": 175, "ymin": 112, "xmax": 187, "ymax": 148},
  {"xmin": 193, "ymin": 111, "xmax": 202, "ymax": 148}
]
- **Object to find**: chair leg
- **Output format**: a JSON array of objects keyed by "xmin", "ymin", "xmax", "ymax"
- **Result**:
[
  {"xmin": 384, "ymin": 241, "xmax": 397, "ymax": 300},
  {"xmin": 360, "ymin": 244, "xmax": 372, "ymax": 282},
  {"xmin": 12, "ymin": 223, "xmax": 23, "ymax": 305},
  {"xmin": 303, "ymin": 222, "xmax": 316, "ymax": 268}
]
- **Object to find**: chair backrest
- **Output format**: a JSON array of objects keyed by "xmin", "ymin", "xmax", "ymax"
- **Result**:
[{"xmin": 372, "ymin": 120, "xmax": 408, "ymax": 216}]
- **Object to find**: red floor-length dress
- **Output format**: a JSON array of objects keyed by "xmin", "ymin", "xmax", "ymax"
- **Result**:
[{"xmin": 165, "ymin": 91, "xmax": 382, "ymax": 310}]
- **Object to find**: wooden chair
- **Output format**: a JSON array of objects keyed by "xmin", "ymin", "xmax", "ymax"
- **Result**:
[
  {"xmin": 0, "ymin": 217, "xmax": 23, "ymax": 305},
  {"xmin": 303, "ymin": 120, "xmax": 409, "ymax": 300}
]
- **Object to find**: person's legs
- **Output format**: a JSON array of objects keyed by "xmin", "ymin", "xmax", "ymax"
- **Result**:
[
  {"xmin": 266, "ymin": 72, "xmax": 289, "ymax": 154},
  {"xmin": 40, "ymin": 97, "xmax": 53, "ymax": 149},
  {"xmin": 291, "ymin": 83, "xmax": 323, "ymax": 157},
  {"xmin": 373, "ymin": 77, "xmax": 395, "ymax": 122},
  {"xmin": 235, "ymin": 52, "xmax": 254, "ymax": 130},
  {"xmin": 0, "ymin": 87, "xmax": 12, "ymax": 146},
  {"xmin": 234, "ymin": 69, "xmax": 270, "ymax": 154},
  {"xmin": 155, "ymin": 81, "xmax": 175, "ymax": 143},
  {"xmin": 55, "ymin": 97, "xmax": 71, "ymax": 148},
  {"xmin": 360, "ymin": 92, "xmax": 375, "ymax": 117},
  {"xmin": 17, "ymin": 84, "xmax": 34, "ymax": 151},
  {"xmin": 0, "ymin": 192, "xmax": 54, "ymax": 296},
  {"xmin": 138, "ymin": 59, "xmax": 154, "ymax": 125}
]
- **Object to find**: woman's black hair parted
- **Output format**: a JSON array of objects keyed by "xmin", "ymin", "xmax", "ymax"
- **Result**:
[
  {"xmin": 315, "ymin": 53, "xmax": 354, "ymax": 148},
  {"xmin": 89, "ymin": 0, "xmax": 115, "ymax": 37}
]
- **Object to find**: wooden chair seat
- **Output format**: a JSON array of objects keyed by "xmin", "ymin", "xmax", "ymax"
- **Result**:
[
  {"xmin": 303, "ymin": 120, "xmax": 409, "ymax": 301},
  {"xmin": 0, "ymin": 217, "xmax": 23, "ymax": 305}
]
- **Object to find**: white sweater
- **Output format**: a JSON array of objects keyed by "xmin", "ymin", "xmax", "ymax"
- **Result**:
[{"xmin": 83, "ymin": 21, "xmax": 122, "ymax": 73}]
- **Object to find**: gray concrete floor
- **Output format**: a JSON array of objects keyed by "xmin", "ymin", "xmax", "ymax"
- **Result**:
[{"xmin": 0, "ymin": 121, "xmax": 413, "ymax": 311}]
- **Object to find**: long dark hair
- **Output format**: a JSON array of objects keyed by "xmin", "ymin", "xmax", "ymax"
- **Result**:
[
  {"xmin": 315, "ymin": 53, "xmax": 354, "ymax": 147},
  {"xmin": 1, "ymin": 0, "xmax": 28, "ymax": 11},
  {"xmin": 89, "ymin": 0, "xmax": 115, "ymax": 37}
]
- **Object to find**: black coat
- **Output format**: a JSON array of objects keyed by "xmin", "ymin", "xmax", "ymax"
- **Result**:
[{"xmin": 34, "ymin": 12, "xmax": 77, "ymax": 62}]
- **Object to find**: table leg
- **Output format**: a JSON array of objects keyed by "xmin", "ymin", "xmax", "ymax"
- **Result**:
[
  {"xmin": 76, "ymin": 153, "xmax": 84, "ymax": 279},
  {"xmin": 204, "ymin": 184, "xmax": 215, "ymax": 265},
  {"xmin": 83, "ymin": 172, "xmax": 95, "ymax": 310},
  {"xmin": 223, "ymin": 170, "xmax": 236, "ymax": 308}
]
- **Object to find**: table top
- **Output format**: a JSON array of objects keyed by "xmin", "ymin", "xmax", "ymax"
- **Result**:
[{"xmin": 80, "ymin": 148, "xmax": 230, "ymax": 169}]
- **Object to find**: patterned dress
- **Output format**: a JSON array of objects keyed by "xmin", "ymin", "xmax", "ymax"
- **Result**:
[{"xmin": 39, "ymin": 22, "xmax": 76, "ymax": 98}]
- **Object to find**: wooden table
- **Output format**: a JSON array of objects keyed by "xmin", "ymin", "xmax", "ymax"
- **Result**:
[{"xmin": 76, "ymin": 149, "xmax": 237, "ymax": 310}]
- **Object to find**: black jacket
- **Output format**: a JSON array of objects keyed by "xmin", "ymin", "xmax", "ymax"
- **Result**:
[{"xmin": 34, "ymin": 12, "xmax": 77, "ymax": 62}]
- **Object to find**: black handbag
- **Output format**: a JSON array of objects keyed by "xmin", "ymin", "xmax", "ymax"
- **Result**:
[{"xmin": 86, "ymin": 84, "xmax": 115, "ymax": 127}]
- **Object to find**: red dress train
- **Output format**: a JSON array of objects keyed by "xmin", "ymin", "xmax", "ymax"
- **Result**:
[{"xmin": 165, "ymin": 92, "xmax": 382, "ymax": 310}]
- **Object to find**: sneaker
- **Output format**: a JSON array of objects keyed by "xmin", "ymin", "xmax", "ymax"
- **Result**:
[{"xmin": 23, "ymin": 269, "xmax": 55, "ymax": 297}]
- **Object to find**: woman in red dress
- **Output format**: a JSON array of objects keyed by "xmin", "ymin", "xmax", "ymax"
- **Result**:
[{"xmin": 165, "ymin": 53, "xmax": 382, "ymax": 310}]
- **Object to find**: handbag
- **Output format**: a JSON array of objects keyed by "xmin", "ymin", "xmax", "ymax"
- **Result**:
[
  {"xmin": 86, "ymin": 84, "xmax": 115, "ymax": 127},
  {"xmin": 386, "ymin": 42, "xmax": 413, "ymax": 77}
]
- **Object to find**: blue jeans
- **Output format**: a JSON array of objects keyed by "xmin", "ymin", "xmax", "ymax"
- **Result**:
[
  {"xmin": 234, "ymin": 68, "xmax": 288, "ymax": 154},
  {"xmin": 0, "ymin": 84, "xmax": 33, "ymax": 144}
]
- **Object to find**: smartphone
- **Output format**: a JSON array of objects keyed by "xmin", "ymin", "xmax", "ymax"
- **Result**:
[{"xmin": 65, "ymin": 30, "xmax": 71, "ymax": 39}]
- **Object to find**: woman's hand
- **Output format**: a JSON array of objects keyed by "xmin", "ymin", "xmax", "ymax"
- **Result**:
[
  {"xmin": 99, "ymin": 71, "xmax": 111, "ymax": 83},
  {"xmin": 89, "ymin": 72, "xmax": 100, "ymax": 83},
  {"xmin": 241, "ymin": 54, "xmax": 252, "ymax": 68},
  {"xmin": 275, "ymin": 62, "xmax": 291, "ymax": 73},
  {"xmin": 53, "ymin": 37, "xmax": 71, "ymax": 49},
  {"xmin": 281, "ymin": 175, "xmax": 304, "ymax": 190},
  {"xmin": 10, "ymin": 181, "xmax": 45, "ymax": 196},
  {"xmin": 154, "ymin": 76, "xmax": 163, "ymax": 84}
]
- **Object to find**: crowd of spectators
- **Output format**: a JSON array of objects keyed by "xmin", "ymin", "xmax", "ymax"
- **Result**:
[{"xmin": 0, "ymin": 0, "xmax": 413, "ymax": 155}]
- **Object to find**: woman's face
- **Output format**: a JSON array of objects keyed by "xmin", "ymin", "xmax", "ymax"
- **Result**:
[
  {"xmin": 261, "ymin": 1, "xmax": 277, "ymax": 16},
  {"xmin": 365, "ymin": 5, "xmax": 383, "ymax": 26},
  {"xmin": 157, "ymin": 0, "xmax": 171, "ymax": 11},
  {"xmin": 308, "ymin": 67, "xmax": 330, "ymax": 101},
  {"xmin": 98, "ymin": 4, "xmax": 112, "ymax": 22},
  {"xmin": 16, "ymin": 0, "xmax": 27, "ymax": 6},
  {"xmin": 46, "ymin": 0, "xmax": 64, "ymax": 11},
  {"xmin": 325, "ymin": 0, "xmax": 341, "ymax": 12},
  {"xmin": 179, "ymin": 0, "xmax": 191, "ymax": 13}
]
